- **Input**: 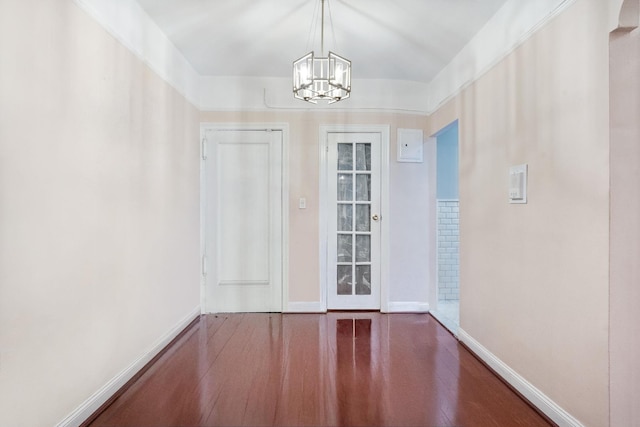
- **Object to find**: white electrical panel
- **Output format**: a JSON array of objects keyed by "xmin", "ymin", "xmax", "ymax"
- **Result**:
[
  {"xmin": 397, "ymin": 128, "xmax": 424, "ymax": 162},
  {"xmin": 509, "ymin": 164, "xmax": 528, "ymax": 204}
]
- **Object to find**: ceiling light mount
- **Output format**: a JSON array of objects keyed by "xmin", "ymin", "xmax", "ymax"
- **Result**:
[{"xmin": 293, "ymin": 0, "xmax": 351, "ymax": 104}]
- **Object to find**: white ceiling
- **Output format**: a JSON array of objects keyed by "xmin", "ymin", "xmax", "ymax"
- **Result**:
[{"xmin": 136, "ymin": 0, "xmax": 509, "ymax": 84}]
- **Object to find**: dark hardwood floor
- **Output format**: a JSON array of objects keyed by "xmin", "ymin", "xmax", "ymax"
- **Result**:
[{"xmin": 87, "ymin": 313, "xmax": 553, "ymax": 427}]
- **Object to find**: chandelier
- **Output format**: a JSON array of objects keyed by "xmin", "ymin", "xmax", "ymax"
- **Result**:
[{"xmin": 293, "ymin": 0, "xmax": 351, "ymax": 104}]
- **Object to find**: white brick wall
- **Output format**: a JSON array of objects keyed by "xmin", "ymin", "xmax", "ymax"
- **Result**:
[{"xmin": 437, "ymin": 200, "xmax": 459, "ymax": 301}]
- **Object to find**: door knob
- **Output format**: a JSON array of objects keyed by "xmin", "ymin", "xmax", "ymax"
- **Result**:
[{"xmin": 372, "ymin": 214, "xmax": 379, "ymax": 221}]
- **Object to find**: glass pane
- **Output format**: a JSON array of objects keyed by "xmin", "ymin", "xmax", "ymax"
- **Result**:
[
  {"xmin": 356, "ymin": 143, "xmax": 371, "ymax": 171},
  {"xmin": 355, "ymin": 204, "xmax": 370, "ymax": 231},
  {"xmin": 356, "ymin": 265, "xmax": 371, "ymax": 295},
  {"xmin": 337, "ymin": 234, "xmax": 353, "ymax": 262},
  {"xmin": 337, "ymin": 204, "xmax": 353, "ymax": 231},
  {"xmin": 356, "ymin": 235, "xmax": 371, "ymax": 262},
  {"xmin": 356, "ymin": 174, "xmax": 371, "ymax": 202},
  {"xmin": 337, "ymin": 174, "xmax": 353, "ymax": 201},
  {"xmin": 338, "ymin": 143, "xmax": 353, "ymax": 170},
  {"xmin": 337, "ymin": 265, "xmax": 352, "ymax": 295}
]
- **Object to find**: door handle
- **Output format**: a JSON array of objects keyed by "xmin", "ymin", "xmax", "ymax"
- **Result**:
[{"xmin": 372, "ymin": 214, "xmax": 379, "ymax": 221}]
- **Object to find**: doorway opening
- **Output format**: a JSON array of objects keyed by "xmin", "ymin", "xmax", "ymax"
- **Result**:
[{"xmin": 430, "ymin": 120, "xmax": 459, "ymax": 333}]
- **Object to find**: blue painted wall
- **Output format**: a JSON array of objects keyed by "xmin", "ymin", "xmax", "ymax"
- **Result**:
[{"xmin": 436, "ymin": 122, "xmax": 459, "ymax": 199}]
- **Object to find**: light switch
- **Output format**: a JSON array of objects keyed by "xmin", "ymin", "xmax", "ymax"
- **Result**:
[
  {"xmin": 299, "ymin": 197, "xmax": 307, "ymax": 209},
  {"xmin": 509, "ymin": 164, "xmax": 528, "ymax": 204}
]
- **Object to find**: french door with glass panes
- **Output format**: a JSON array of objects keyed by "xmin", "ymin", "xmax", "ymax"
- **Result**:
[{"xmin": 327, "ymin": 132, "xmax": 381, "ymax": 309}]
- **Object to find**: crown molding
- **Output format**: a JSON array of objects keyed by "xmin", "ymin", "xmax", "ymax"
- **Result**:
[
  {"xmin": 427, "ymin": 0, "xmax": 577, "ymax": 113},
  {"xmin": 73, "ymin": 0, "xmax": 200, "ymax": 107},
  {"xmin": 73, "ymin": 0, "xmax": 580, "ymax": 115}
]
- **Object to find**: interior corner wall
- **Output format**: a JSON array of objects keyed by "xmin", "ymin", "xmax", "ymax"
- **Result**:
[
  {"xmin": 428, "ymin": 0, "xmax": 610, "ymax": 425},
  {"xmin": 609, "ymin": 26, "xmax": 640, "ymax": 427},
  {"xmin": 0, "ymin": 1, "xmax": 200, "ymax": 426},
  {"xmin": 199, "ymin": 111, "xmax": 431, "ymax": 307},
  {"xmin": 388, "ymin": 128, "xmax": 433, "ymax": 306}
]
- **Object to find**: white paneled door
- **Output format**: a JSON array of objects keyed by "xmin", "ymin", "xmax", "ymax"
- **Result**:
[
  {"xmin": 327, "ymin": 133, "xmax": 381, "ymax": 310},
  {"xmin": 204, "ymin": 130, "xmax": 282, "ymax": 312}
]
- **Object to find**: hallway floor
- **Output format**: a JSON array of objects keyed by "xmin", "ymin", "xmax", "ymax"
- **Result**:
[
  {"xmin": 431, "ymin": 300, "xmax": 460, "ymax": 335},
  {"xmin": 86, "ymin": 313, "xmax": 551, "ymax": 427}
]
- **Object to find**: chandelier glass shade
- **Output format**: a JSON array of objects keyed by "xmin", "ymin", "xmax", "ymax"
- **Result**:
[{"xmin": 293, "ymin": 0, "xmax": 351, "ymax": 104}]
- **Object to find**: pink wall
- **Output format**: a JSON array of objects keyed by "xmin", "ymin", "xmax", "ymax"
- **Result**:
[
  {"xmin": 3, "ymin": 0, "xmax": 635, "ymax": 426},
  {"xmin": 200, "ymin": 111, "xmax": 432, "ymax": 305},
  {"xmin": 609, "ymin": 25, "xmax": 640, "ymax": 427},
  {"xmin": 429, "ymin": 0, "xmax": 610, "ymax": 424},
  {"xmin": 0, "ymin": 1, "xmax": 201, "ymax": 425}
]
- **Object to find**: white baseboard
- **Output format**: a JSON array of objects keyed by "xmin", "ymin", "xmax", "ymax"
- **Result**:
[
  {"xmin": 56, "ymin": 306, "xmax": 201, "ymax": 427},
  {"xmin": 458, "ymin": 328, "xmax": 584, "ymax": 427},
  {"xmin": 285, "ymin": 301, "xmax": 325, "ymax": 313},
  {"xmin": 385, "ymin": 301, "xmax": 430, "ymax": 313}
]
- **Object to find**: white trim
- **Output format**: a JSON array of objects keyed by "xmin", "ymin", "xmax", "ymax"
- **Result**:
[
  {"xmin": 198, "ymin": 1, "xmax": 577, "ymax": 114},
  {"xmin": 286, "ymin": 302, "xmax": 325, "ymax": 313},
  {"xmin": 74, "ymin": 0, "xmax": 577, "ymax": 114},
  {"xmin": 318, "ymin": 128, "xmax": 329, "ymax": 312},
  {"xmin": 386, "ymin": 302, "xmax": 430, "ymax": 313},
  {"xmin": 200, "ymin": 123, "xmax": 290, "ymax": 313},
  {"xmin": 200, "ymin": 134, "xmax": 207, "ymax": 313},
  {"xmin": 318, "ymin": 125, "xmax": 390, "ymax": 312},
  {"xmin": 72, "ymin": 0, "xmax": 200, "ymax": 107},
  {"xmin": 281, "ymin": 127, "xmax": 291, "ymax": 313},
  {"xmin": 201, "ymin": 123, "xmax": 291, "ymax": 132},
  {"xmin": 458, "ymin": 329, "xmax": 585, "ymax": 427},
  {"xmin": 426, "ymin": 137, "xmax": 439, "ymax": 315},
  {"xmin": 436, "ymin": 198, "xmax": 460, "ymax": 203},
  {"xmin": 55, "ymin": 306, "xmax": 201, "ymax": 427},
  {"xmin": 380, "ymin": 127, "xmax": 391, "ymax": 313}
]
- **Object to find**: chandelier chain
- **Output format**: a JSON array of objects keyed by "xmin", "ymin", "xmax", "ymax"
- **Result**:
[
  {"xmin": 321, "ymin": 0, "xmax": 325, "ymax": 55},
  {"xmin": 326, "ymin": 0, "xmax": 338, "ymax": 52},
  {"xmin": 305, "ymin": 0, "xmax": 321, "ymax": 53}
]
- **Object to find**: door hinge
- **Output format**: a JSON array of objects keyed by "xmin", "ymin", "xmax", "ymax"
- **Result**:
[
  {"xmin": 201, "ymin": 137, "xmax": 207, "ymax": 160},
  {"xmin": 202, "ymin": 255, "xmax": 207, "ymax": 276}
]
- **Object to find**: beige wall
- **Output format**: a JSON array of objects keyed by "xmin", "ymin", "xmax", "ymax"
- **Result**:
[
  {"xmin": 200, "ymin": 111, "xmax": 430, "ymax": 304},
  {"xmin": 429, "ymin": 0, "xmax": 610, "ymax": 425},
  {"xmin": 610, "ymin": 26, "xmax": 640, "ymax": 427},
  {"xmin": 0, "ymin": 0, "xmax": 627, "ymax": 425},
  {"xmin": 0, "ymin": 1, "xmax": 200, "ymax": 426}
]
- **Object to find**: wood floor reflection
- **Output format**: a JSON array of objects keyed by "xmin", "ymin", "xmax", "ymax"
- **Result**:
[{"xmin": 87, "ymin": 313, "xmax": 553, "ymax": 427}]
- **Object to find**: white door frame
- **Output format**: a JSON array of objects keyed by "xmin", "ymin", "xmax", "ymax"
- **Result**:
[
  {"xmin": 200, "ymin": 123, "xmax": 290, "ymax": 313},
  {"xmin": 319, "ymin": 125, "xmax": 390, "ymax": 312}
]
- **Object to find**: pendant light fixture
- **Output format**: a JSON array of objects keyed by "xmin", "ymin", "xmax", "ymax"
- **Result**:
[{"xmin": 293, "ymin": 0, "xmax": 351, "ymax": 104}]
